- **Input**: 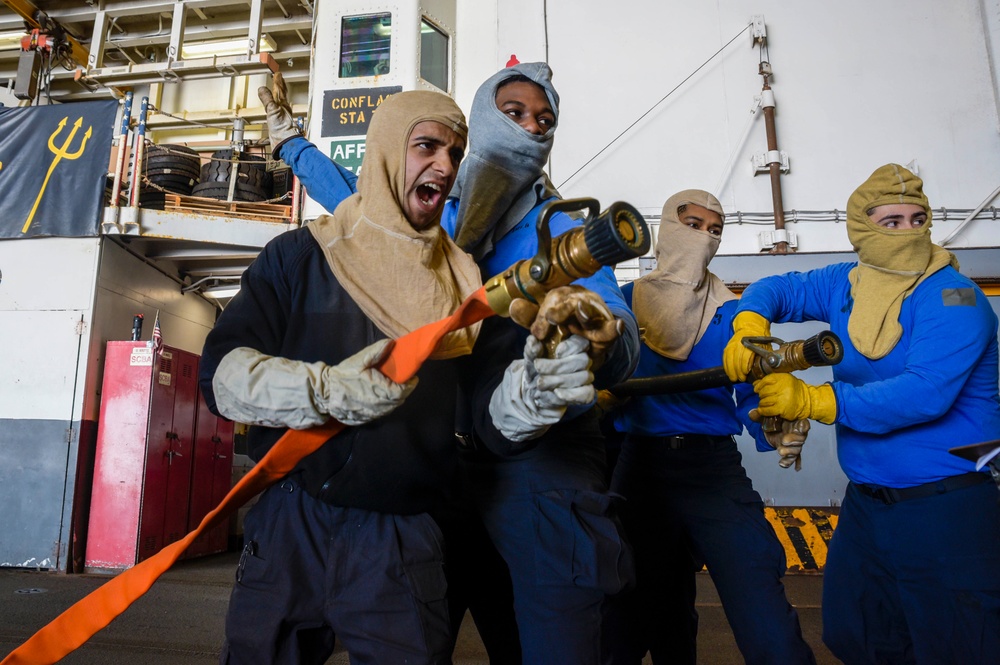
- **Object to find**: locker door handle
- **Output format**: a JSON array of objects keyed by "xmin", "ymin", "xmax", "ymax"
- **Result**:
[{"xmin": 213, "ymin": 454, "xmax": 228, "ymax": 460}]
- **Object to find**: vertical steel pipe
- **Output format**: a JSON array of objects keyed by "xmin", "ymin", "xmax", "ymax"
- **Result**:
[{"xmin": 760, "ymin": 75, "xmax": 788, "ymax": 254}]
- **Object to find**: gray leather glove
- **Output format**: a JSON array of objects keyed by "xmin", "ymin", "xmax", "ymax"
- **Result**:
[
  {"xmin": 320, "ymin": 339, "xmax": 419, "ymax": 425},
  {"xmin": 212, "ymin": 340, "xmax": 417, "ymax": 429},
  {"xmin": 763, "ymin": 417, "xmax": 811, "ymax": 471},
  {"xmin": 489, "ymin": 334, "xmax": 595, "ymax": 442},
  {"xmin": 257, "ymin": 72, "xmax": 301, "ymax": 159}
]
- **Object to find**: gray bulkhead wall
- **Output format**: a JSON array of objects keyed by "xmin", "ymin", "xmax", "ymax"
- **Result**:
[
  {"xmin": 0, "ymin": 235, "xmax": 217, "ymax": 571},
  {"xmin": 0, "ymin": 237, "xmax": 101, "ymax": 569}
]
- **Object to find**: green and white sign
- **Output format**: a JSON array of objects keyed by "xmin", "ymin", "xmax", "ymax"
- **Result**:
[{"xmin": 330, "ymin": 139, "xmax": 367, "ymax": 174}]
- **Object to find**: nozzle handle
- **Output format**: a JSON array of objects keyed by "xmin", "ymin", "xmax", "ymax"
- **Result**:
[{"xmin": 532, "ymin": 198, "xmax": 602, "ymax": 281}]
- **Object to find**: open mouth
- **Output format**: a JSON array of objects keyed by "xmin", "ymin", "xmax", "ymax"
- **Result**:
[{"xmin": 416, "ymin": 182, "xmax": 443, "ymax": 210}]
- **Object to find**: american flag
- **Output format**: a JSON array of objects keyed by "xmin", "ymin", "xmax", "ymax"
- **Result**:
[{"xmin": 151, "ymin": 310, "xmax": 163, "ymax": 355}]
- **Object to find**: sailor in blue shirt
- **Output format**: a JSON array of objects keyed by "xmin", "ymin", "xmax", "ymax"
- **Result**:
[
  {"xmin": 601, "ymin": 190, "xmax": 815, "ymax": 665},
  {"xmin": 260, "ymin": 63, "xmax": 639, "ymax": 665},
  {"xmin": 724, "ymin": 164, "xmax": 1000, "ymax": 664}
]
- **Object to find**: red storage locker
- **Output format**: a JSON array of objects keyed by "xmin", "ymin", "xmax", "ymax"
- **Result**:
[
  {"xmin": 184, "ymin": 391, "xmax": 235, "ymax": 559},
  {"xmin": 86, "ymin": 342, "xmax": 199, "ymax": 571}
]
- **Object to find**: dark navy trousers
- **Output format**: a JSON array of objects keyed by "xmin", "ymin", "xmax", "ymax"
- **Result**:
[
  {"xmin": 219, "ymin": 480, "xmax": 452, "ymax": 665},
  {"xmin": 604, "ymin": 434, "xmax": 815, "ymax": 665},
  {"xmin": 462, "ymin": 417, "xmax": 634, "ymax": 665},
  {"xmin": 823, "ymin": 479, "xmax": 1000, "ymax": 665}
]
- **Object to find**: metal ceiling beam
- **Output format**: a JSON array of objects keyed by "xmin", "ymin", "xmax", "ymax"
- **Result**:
[
  {"xmin": 1, "ymin": 0, "xmax": 90, "ymax": 68},
  {"xmin": 142, "ymin": 102, "xmax": 308, "ymax": 130},
  {"xmin": 0, "ymin": 5, "xmax": 312, "ymax": 34},
  {"xmin": 10, "ymin": 0, "xmax": 245, "ymax": 23},
  {"xmin": 90, "ymin": 16, "xmax": 313, "ymax": 51},
  {"xmin": 76, "ymin": 51, "xmax": 279, "ymax": 89}
]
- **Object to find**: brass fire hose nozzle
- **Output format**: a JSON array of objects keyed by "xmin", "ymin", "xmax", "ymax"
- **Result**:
[{"xmin": 484, "ymin": 197, "xmax": 650, "ymax": 316}]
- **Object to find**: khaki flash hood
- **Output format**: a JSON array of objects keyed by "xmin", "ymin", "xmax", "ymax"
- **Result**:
[
  {"xmin": 632, "ymin": 189, "xmax": 736, "ymax": 361},
  {"xmin": 846, "ymin": 163, "xmax": 958, "ymax": 359},
  {"xmin": 308, "ymin": 90, "xmax": 483, "ymax": 359}
]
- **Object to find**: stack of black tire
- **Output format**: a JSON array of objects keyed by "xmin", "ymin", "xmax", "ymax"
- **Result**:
[
  {"xmin": 134, "ymin": 144, "xmax": 202, "ymax": 209},
  {"xmin": 192, "ymin": 150, "xmax": 272, "ymax": 202}
]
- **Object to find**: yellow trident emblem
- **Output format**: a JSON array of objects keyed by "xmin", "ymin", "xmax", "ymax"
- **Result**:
[{"xmin": 22, "ymin": 116, "xmax": 92, "ymax": 234}]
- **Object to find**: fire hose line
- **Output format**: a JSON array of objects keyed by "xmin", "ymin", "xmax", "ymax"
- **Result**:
[{"xmin": 1, "ymin": 289, "xmax": 496, "ymax": 665}]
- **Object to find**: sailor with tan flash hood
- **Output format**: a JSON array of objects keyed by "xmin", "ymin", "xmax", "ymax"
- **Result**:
[
  {"xmin": 723, "ymin": 164, "xmax": 1000, "ymax": 664},
  {"xmin": 603, "ymin": 189, "xmax": 815, "ymax": 665},
  {"xmin": 199, "ymin": 89, "xmax": 589, "ymax": 665}
]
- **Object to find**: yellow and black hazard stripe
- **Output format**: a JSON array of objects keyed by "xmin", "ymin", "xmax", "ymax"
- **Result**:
[{"xmin": 764, "ymin": 507, "xmax": 839, "ymax": 573}]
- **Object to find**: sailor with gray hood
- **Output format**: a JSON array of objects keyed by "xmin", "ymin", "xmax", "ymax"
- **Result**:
[{"xmin": 259, "ymin": 62, "xmax": 639, "ymax": 665}]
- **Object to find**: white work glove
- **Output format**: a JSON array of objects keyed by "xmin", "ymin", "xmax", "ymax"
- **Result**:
[
  {"xmin": 257, "ymin": 72, "xmax": 302, "ymax": 159},
  {"xmin": 320, "ymin": 339, "xmax": 419, "ymax": 426},
  {"xmin": 762, "ymin": 418, "xmax": 811, "ymax": 471},
  {"xmin": 490, "ymin": 334, "xmax": 596, "ymax": 442},
  {"xmin": 212, "ymin": 340, "xmax": 417, "ymax": 429}
]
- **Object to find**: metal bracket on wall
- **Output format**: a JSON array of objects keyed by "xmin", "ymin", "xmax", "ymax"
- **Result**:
[
  {"xmin": 751, "ymin": 150, "xmax": 789, "ymax": 175},
  {"xmin": 758, "ymin": 228, "xmax": 797, "ymax": 251}
]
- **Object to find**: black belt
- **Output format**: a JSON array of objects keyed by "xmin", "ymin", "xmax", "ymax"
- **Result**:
[
  {"xmin": 630, "ymin": 433, "xmax": 731, "ymax": 450},
  {"xmin": 855, "ymin": 472, "xmax": 990, "ymax": 505}
]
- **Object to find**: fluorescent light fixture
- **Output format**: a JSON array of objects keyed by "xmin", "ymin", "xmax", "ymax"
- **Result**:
[
  {"xmin": 181, "ymin": 34, "xmax": 276, "ymax": 59},
  {"xmin": 0, "ymin": 31, "xmax": 27, "ymax": 52},
  {"xmin": 203, "ymin": 286, "xmax": 241, "ymax": 300}
]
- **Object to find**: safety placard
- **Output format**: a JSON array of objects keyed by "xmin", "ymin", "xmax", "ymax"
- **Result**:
[
  {"xmin": 329, "ymin": 139, "xmax": 366, "ymax": 174},
  {"xmin": 321, "ymin": 86, "xmax": 401, "ymax": 137},
  {"xmin": 129, "ymin": 347, "xmax": 153, "ymax": 366}
]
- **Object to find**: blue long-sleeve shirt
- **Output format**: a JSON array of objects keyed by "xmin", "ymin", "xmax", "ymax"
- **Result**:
[
  {"xmin": 610, "ymin": 288, "xmax": 769, "ymax": 450},
  {"xmin": 736, "ymin": 261, "xmax": 1000, "ymax": 486},
  {"xmin": 280, "ymin": 137, "xmax": 357, "ymax": 211}
]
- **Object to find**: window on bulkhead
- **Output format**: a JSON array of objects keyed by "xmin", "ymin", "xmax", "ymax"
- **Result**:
[
  {"xmin": 420, "ymin": 18, "xmax": 449, "ymax": 92},
  {"xmin": 340, "ymin": 13, "xmax": 392, "ymax": 78}
]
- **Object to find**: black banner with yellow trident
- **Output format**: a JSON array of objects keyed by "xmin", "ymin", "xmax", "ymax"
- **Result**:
[{"xmin": 0, "ymin": 100, "xmax": 117, "ymax": 238}]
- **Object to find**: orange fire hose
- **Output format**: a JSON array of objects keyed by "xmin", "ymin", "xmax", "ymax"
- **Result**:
[
  {"xmin": 4, "ymin": 195, "xmax": 651, "ymax": 664},
  {"xmin": 2, "ymin": 288, "xmax": 495, "ymax": 665}
]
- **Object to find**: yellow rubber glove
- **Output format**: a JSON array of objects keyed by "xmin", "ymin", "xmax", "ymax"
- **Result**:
[
  {"xmin": 751, "ymin": 373, "xmax": 837, "ymax": 425},
  {"xmin": 723, "ymin": 311, "xmax": 771, "ymax": 382}
]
